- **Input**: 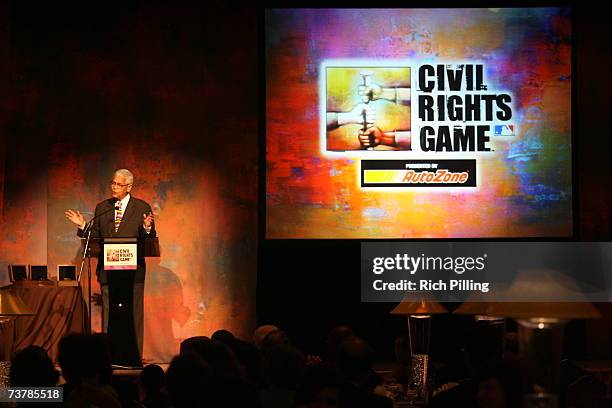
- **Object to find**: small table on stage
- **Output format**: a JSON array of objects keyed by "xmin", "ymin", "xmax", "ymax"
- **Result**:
[{"xmin": 0, "ymin": 281, "xmax": 86, "ymax": 362}]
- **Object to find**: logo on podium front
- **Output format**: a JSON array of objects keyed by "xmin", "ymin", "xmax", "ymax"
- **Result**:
[{"xmin": 104, "ymin": 243, "xmax": 137, "ymax": 270}]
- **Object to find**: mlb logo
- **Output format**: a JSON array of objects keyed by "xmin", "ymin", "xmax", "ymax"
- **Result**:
[{"xmin": 494, "ymin": 125, "xmax": 515, "ymax": 136}]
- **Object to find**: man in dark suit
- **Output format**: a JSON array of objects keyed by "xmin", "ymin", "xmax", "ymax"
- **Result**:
[{"xmin": 66, "ymin": 168, "xmax": 155, "ymax": 366}]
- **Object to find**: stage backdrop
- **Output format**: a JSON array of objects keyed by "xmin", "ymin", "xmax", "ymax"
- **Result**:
[{"xmin": 0, "ymin": 5, "xmax": 257, "ymax": 363}]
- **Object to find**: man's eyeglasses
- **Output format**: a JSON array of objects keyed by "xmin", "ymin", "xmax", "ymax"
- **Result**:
[{"xmin": 111, "ymin": 181, "xmax": 131, "ymax": 188}]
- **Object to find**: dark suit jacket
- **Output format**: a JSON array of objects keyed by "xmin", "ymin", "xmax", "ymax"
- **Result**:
[{"xmin": 78, "ymin": 196, "xmax": 156, "ymax": 284}]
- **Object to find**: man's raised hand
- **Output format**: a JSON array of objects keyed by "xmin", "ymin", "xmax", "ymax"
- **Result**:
[{"xmin": 65, "ymin": 209, "xmax": 85, "ymax": 229}]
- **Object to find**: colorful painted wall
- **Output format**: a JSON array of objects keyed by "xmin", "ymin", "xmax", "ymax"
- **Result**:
[{"xmin": 0, "ymin": 4, "xmax": 257, "ymax": 363}]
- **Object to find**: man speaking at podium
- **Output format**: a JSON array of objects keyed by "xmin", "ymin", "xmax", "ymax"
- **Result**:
[{"xmin": 65, "ymin": 168, "xmax": 155, "ymax": 366}]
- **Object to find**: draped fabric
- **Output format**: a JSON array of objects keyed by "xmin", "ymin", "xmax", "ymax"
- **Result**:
[{"xmin": 0, "ymin": 285, "xmax": 85, "ymax": 362}]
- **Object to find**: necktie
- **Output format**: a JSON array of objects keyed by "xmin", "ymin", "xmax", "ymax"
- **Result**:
[{"xmin": 115, "ymin": 207, "xmax": 123, "ymax": 232}]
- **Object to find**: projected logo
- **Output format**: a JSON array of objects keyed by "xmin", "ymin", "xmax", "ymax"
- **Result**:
[
  {"xmin": 322, "ymin": 62, "xmax": 515, "ymax": 188},
  {"xmin": 324, "ymin": 67, "xmax": 412, "ymax": 152}
]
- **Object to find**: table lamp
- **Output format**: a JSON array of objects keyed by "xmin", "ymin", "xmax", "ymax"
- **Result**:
[{"xmin": 391, "ymin": 293, "xmax": 447, "ymax": 405}]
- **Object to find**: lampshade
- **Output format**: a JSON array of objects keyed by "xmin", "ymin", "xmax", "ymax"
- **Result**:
[
  {"xmin": 487, "ymin": 301, "xmax": 600, "ymax": 320},
  {"xmin": 454, "ymin": 301, "xmax": 599, "ymax": 319},
  {"xmin": 453, "ymin": 301, "xmax": 498, "ymax": 316},
  {"xmin": 454, "ymin": 268, "xmax": 601, "ymax": 319},
  {"xmin": 0, "ymin": 287, "xmax": 34, "ymax": 316},
  {"xmin": 390, "ymin": 292, "xmax": 448, "ymax": 315}
]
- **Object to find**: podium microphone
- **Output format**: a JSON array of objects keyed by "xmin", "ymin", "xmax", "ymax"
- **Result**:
[{"xmin": 82, "ymin": 198, "xmax": 121, "ymax": 233}]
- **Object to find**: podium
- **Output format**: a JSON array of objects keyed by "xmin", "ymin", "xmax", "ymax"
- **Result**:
[{"xmin": 84, "ymin": 237, "xmax": 159, "ymax": 367}]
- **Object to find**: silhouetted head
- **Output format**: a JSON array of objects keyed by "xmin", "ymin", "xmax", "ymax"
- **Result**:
[
  {"xmin": 326, "ymin": 325, "xmax": 354, "ymax": 361},
  {"xmin": 140, "ymin": 364, "xmax": 165, "ymax": 394},
  {"xmin": 180, "ymin": 336, "xmax": 243, "ymax": 378},
  {"xmin": 212, "ymin": 329, "xmax": 235, "ymax": 344},
  {"xmin": 166, "ymin": 354, "xmax": 210, "ymax": 408},
  {"xmin": 261, "ymin": 329, "xmax": 290, "ymax": 350},
  {"xmin": 336, "ymin": 336, "xmax": 373, "ymax": 382},
  {"xmin": 253, "ymin": 325, "xmax": 279, "ymax": 349},
  {"xmin": 58, "ymin": 333, "xmax": 112, "ymax": 385},
  {"xmin": 10, "ymin": 345, "xmax": 59, "ymax": 387}
]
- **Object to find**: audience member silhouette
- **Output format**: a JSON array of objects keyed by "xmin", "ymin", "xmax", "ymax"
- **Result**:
[
  {"xmin": 178, "ymin": 336, "xmax": 260, "ymax": 407},
  {"xmin": 212, "ymin": 328, "xmax": 261, "ymax": 384},
  {"xmin": 260, "ymin": 344, "xmax": 306, "ymax": 408},
  {"xmin": 10, "ymin": 345, "xmax": 59, "ymax": 387},
  {"xmin": 180, "ymin": 336, "xmax": 244, "ymax": 379},
  {"xmin": 261, "ymin": 329, "xmax": 291, "ymax": 350},
  {"xmin": 113, "ymin": 376, "xmax": 145, "ymax": 408},
  {"xmin": 325, "ymin": 325, "xmax": 355, "ymax": 363},
  {"xmin": 254, "ymin": 325, "xmax": 280, "ymax": 349},
  {"xmin": 335, "ymin": 336, "xmax": 392, "ymax": 408},
  {"xmin": 165, "ymin": 354, "xmax": 210, "ymax": 407},
  {"xmin": 9, "ymin": 346, "xmax": 60, "ymax": 408},
  {"xmin": 138, "ymin": 364, "xmax": 170, "ymax": 408},
  {"xmin": 211, "ymin": 329, "xmax": 235, "ymax": 344},
  {"xmin": 58, "ymin": 333, "xmax": 121, "ymax": 408}
]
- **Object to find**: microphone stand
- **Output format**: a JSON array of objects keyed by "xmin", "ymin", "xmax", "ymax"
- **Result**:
[
  {"xmin": 78, "ymin": 219, "xmax": 94, "ymax": 334},
  {"xmin": 76, "ymin": 201, "xmax": 118, "ymax": 334}
]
